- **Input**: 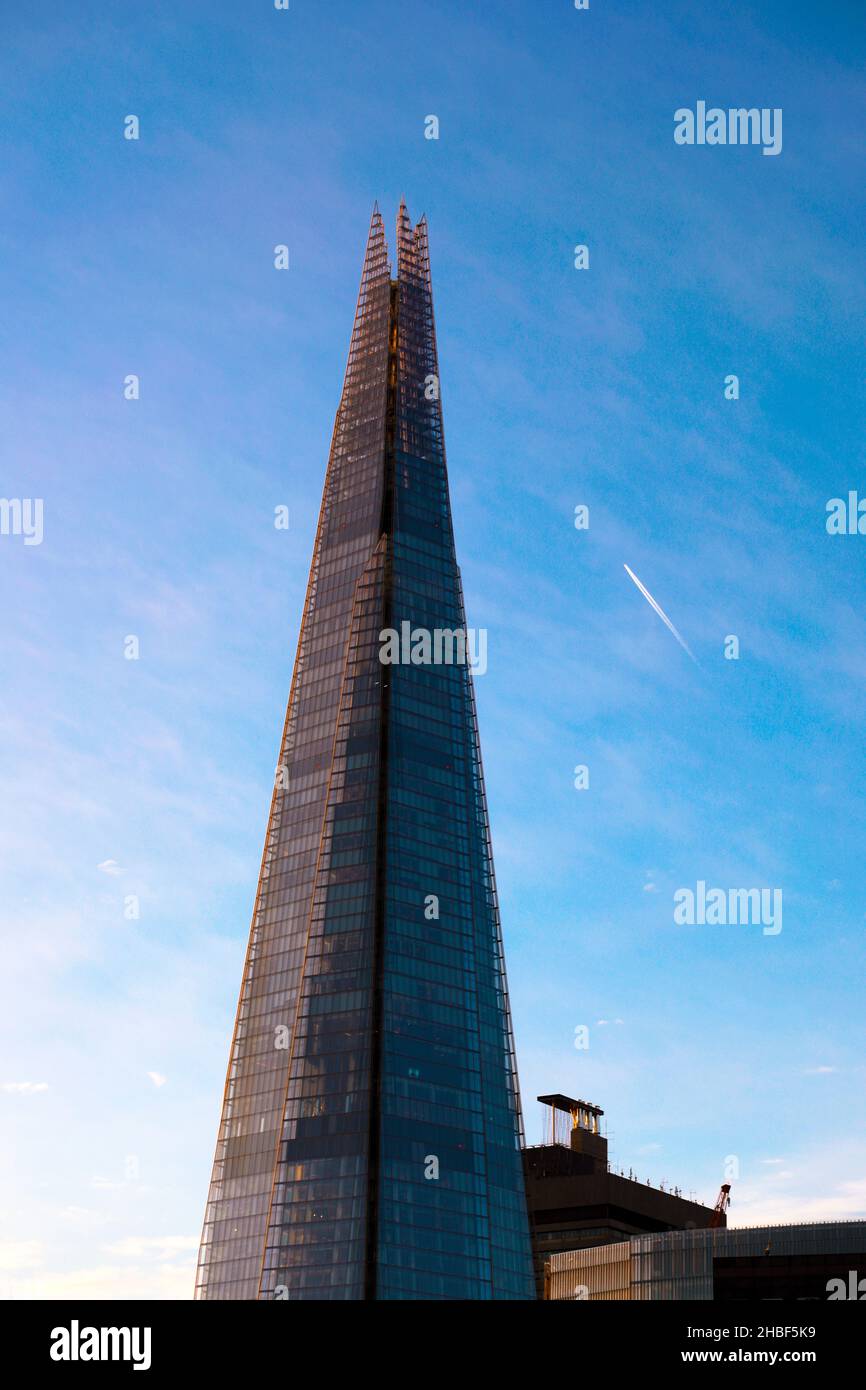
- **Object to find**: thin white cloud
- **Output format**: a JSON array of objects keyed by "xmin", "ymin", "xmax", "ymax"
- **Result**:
[
  {"xmin": 97, "ymin": 859, "xmax": 123, "ymax": 876},
  {"xmin": 731, "ymin": 1174, "xmax": 866, "ymax": 1227},
  {"xmin": 102, "ymin": 1235, "xmax": 197, "ymax": 1260},
  {"xmin": 146, "ymin": 1072, "xmax": 167, "ymax": 1089},
  {"xmin": 59, "ymin": 1208, "xmax": 108, "ymax": 1231},
  {"xmin": 2, "ymin": 1261, "xmax": 194, "ymax": 1301},
  {"xmin": 1, "ymin": 1082, "xmax": 48, "ymax": 1095},
  {"xmin": 0, "ymin": 1240, "xmax": 43, "ymax": 1272},
  {"xmin": 726, "ymin": 1137, "xmax": 866, "ymax": 1227}
]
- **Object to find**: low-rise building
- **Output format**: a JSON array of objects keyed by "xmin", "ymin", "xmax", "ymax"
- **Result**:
[
  {"xmin": 546, "ymin": 1222, "xmax": 866, "ymax": 1300},
  {"xmin": 524, "ymin": 1095, "xmax": 718, "ymax": 1297}
]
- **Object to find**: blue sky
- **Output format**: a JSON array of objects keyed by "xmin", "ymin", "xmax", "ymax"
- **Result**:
[{"xmin": 1, "ymin": 0, "xmax": 865, "ymax": 1297}]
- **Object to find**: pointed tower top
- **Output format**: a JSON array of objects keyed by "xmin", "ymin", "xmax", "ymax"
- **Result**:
[
  {"xmin": 396, "ymin": 199, "xmax": 416, "ymax": 282},
  {"xmin": 357, "ymin": 202, "xmax": 391, "ymax": 283}
]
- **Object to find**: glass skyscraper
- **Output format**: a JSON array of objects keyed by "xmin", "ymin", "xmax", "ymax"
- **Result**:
[{"xmin": 195, "ymin": 203, "xmax": 535, "ymax": 1301}]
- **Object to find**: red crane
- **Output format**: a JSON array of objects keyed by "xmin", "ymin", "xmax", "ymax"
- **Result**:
[{"xmin": 709, "ymin": 1182, "xmax": 731, "ymax": 1229}]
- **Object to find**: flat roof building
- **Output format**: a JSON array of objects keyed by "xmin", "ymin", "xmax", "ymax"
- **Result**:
[
  {"xmin": 524, "ymin": 1095, "xmax": 718, "ymax": 1296},
  {"xmin": 546, "ymin": 1221, "xmax": 866, "ymax": 1300}
]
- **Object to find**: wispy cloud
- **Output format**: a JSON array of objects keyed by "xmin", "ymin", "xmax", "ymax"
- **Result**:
[
  {"xmin": 728, "ymin": 1144, "xmax": 866, "ymax": 1227},
  {"xmin": 102, "ymin": 1235, "xmax": 197, "ymax": 1260}
]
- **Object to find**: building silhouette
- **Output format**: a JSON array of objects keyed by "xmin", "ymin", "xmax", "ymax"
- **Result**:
[
  {"xmin": 524, "ymin": 1095, "xmax": 718, "ymax": 1297},
  {"xmin": 196, "ymin": 204, "xmax": 535, "ymax": 1300}
]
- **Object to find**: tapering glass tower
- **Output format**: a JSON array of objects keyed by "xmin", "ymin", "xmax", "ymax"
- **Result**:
[{"xmin": 196, "ymin": 204, "xmax": 535, "ymax": 1300}]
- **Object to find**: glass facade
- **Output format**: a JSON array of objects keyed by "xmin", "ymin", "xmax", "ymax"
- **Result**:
[
  {"xmin": 196, "ymin": 204, "xmax": 535, "ymax": 1300},
  {"xmin": 547, "ymin": 1221, "xmax": 866, "ymax": 1301}
]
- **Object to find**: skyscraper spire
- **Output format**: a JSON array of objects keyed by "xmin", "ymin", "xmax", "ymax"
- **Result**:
[
  {"xmin": 396, "ymin": 196, "xmax": 413, "ymax": 269},
  {"xmin": 196, "ymin": 207, "xmax": 534, "ymax": 1301}
]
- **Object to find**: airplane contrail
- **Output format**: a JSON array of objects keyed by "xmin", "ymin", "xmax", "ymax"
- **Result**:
[{"xmin": 623, "ymin": 564, "xmax": 698, "ymax": 665}]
